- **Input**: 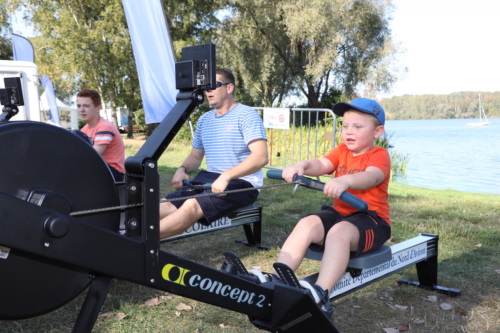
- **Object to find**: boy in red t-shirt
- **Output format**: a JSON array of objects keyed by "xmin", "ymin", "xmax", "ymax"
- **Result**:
[
  {"xmin": 257, "ymin": 98, "xmax": 391, "ymax": 319},
  {"xmin": 77, "ymin": 89, "xmax": 125, "ymax": 182}
]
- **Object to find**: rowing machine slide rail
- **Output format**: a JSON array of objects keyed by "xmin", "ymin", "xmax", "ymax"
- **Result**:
[
  {"xmin": 266, "ymin": 169, "xmax": 462, "ymax": 300},
  {"xmin": 0, "ymin": 43, "xmax": 338, "ymax": 333}
]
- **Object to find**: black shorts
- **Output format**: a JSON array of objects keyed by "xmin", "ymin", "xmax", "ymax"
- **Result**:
[
  {"xmin": 164, "ymin": 171, "xmax": 259, "ymax": 226},
  {"xmin": 108, "ymin": 165, "xmax": 124, "ymax": 183},
  {"xmin": 309, "ymin": 205, "xmax": 391, "ymax": 258}
]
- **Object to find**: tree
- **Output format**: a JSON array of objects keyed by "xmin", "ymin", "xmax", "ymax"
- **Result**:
[
  {"xmin": 219, "ymin": 0, "xmax": 401, "ymax": 108},
  {"xmin": 9, "ymin": 0, "xmax": 225, "ymax": 136},
  {"xmin": 0, "ymin": 3, "xmax": 13, "ymax": 60},
  {"xmin": 216, "ymin": 7, "xmax": 296, "ymax": 107},
  {"xmin": 162, "ymin": 0, "xmax": 222, "ymax": 60},
  {"xmin": 8, "ymin": 0, "xmax": 151, "ymax": 138}
]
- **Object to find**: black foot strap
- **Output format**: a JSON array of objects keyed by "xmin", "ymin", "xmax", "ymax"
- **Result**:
[
  {"xmin": 222, "ymin": 251, "xmax": 249, "ymax": 275},
  {"xmin": 273, "ymin": 262, "xmax": 303, "ymax": 289}
]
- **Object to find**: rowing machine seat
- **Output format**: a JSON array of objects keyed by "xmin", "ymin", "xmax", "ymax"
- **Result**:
[{"xmin": 305, "ymin": 245, "xmax": 392, "ymax": 269}]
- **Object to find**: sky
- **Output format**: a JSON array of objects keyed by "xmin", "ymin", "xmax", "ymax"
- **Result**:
[
  {"xmin": 11, "ymin": 0, "xmax": 500, "ymax": 98},
  {"xmin": 385, "ymin": 0, "xmax": 500, "ymax": 98}
]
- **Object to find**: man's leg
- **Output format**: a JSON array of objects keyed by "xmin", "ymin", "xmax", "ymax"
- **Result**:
[
  {"xmin": 315, "ymin": 221, "xmax": 359, "ymax": 292},
  {"xmin": 159, "ymin": 198, "xmax": 205, "ymax": 239},
  {"xmin": 275, "ymin": 215, "xmax": 325, "ymax": 271},
  {"xmin": 159, "ymin": 201, "xmax": 178, "ymax": 219}
]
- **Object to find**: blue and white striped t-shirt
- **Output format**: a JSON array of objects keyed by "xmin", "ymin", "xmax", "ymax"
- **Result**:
[{"xmin": 192, "ymin": 103, "xmax": 267, "ymax": 187}]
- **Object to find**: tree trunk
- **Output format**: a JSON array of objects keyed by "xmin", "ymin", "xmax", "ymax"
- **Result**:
[
  {"xmin": 146, "ymin": 124, "xmax": 156, "ymax": 138},
  {"xmin": 306, "ymin": 84, "xmax": 321, "ymax": 108},
  {"xmin": 127, "ymin": 110, "xmax": 134, "ymax": 139}
]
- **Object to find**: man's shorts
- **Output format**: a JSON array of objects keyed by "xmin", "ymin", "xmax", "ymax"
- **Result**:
[
  {"xmin": 308, "ymin": 205, "xmax": 391, "ymax": 258},
  {"xmin": 164, "ymin": 171, "xmax": 259, "ymax": 226}
]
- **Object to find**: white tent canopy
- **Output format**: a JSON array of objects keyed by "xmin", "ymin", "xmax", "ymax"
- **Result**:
[{"xmin": 40, "ymin": 91, "xmax": 79, "ymax": 130}]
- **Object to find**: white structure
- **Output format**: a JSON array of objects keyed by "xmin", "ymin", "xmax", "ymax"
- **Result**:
[
  {"xmin": 0, "ymin": 60, "xmax": 41, "ymax": 122},
  {"xmin": 40, "ymin": 91, "xmax": 78, "ymax": 130},
  {"xmin": 0, "ymin": 60, "xmax": 79, "ymax": 130}
]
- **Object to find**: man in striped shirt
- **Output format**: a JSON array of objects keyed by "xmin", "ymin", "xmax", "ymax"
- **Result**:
[
  {"xmin": 77, "ymin": 89, "xmax": 125, "ymax": 182},
  {"xmin": 159, "ymin": 68, "xmax": 268, "ymax": 239}
]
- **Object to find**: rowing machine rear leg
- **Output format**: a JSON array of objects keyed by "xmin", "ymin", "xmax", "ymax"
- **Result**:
[
  {"xmin": 72, "ymin": 275, "xmax": 114, "ymax": 333},
  {"xmin": 235, "ymin": 221, "xmax": 271, "ymax": 250},
  {"xmin": 397, "ymin": 256, "xmax": 461, "ymax": 297},
  {"xmin": 397, "ymin": 234, "xmax": 461, "ymax": 297}
]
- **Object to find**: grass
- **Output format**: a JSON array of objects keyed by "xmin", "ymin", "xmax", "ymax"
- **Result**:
[{"xmin": 1, "ymin": 135, "xmax": 499, "ymax": 333}]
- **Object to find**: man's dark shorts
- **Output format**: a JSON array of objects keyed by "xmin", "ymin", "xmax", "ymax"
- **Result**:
[
  {"xmin": 164, "ymin": 171, "xmax": 259, "ymax": 226},
  {"xmin": 309, "ymin": 205, "xmax": 391, "ymax": 258}
]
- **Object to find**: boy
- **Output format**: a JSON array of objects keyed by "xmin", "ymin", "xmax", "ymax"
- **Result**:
[
  {"xmin": 258, "ymin": 98, "xmax": 391, "ymax": 318},
  {"xmin": 77, "ymin": 89, "xmax": 126, "ymax": 182}
]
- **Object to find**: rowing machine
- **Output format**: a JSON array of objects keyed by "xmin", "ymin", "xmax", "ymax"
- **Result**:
[
  {"xmin": 266, "ymin": 170, "xmax": 461, "ymax": 301},
  {"xmin": 0, "ymin": 44, "xmax": 339, "ymax": 333}
]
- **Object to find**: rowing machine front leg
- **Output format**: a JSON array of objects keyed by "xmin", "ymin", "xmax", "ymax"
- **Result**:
[{"xmin": 73, "ymin": 275, "xmax": 114, "ymax": 333}]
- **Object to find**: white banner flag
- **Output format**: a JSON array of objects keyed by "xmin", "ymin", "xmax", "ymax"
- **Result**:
[
  {"xmin": 41, "ymin": 75, "xmax": 60, "ymax": 125},
  {"xmin": 12, "ymin": 34, "xmax": 34, "ymax": 63},
  {"xmin": 122, "ymin": 0, "xmax": 177, "ymax": 124}
]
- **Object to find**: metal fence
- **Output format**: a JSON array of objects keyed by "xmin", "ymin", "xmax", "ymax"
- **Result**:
[{"xmin": 254, "ymin": 108, "xmax": 337, "ymax": 171}]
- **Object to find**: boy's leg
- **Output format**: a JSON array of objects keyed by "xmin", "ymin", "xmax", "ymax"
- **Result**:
[
  {"xmin": 315, "ymin": 221, "xmax": 360, "ymax": 292},
  {"xmin": 314, "ymin": 212, "xmax": 390, "ymax": 293},
  {"xmin": 275, "ymin": 215, "xmax": 325, "ymax": 271}
]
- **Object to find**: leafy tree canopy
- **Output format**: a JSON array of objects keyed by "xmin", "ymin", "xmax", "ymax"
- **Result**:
[
  {"xmin": 6, "ymin": 0, "xmax": 402, "ymax": 117},
  {"xmin": 217, "ymin": 0, "xmax": 402, "ymax": 108}
]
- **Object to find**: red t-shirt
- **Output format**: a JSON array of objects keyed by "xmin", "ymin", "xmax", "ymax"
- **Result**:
[
  {"xmin": 81, "ymin": 118, "xmax": 125, "ymax": 174},
  {"xmin": 323, "ymin": 143, "xmax": 391, "ymax": 224}
]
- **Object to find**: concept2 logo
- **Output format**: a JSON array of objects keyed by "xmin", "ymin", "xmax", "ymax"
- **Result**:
[
  {"xmin": 161, "ymin": 263, "xmax": 266, "ymax": 308},
  {"xmin": 162, "ymin": 264, "xmax": 190, "ymax": 286}
]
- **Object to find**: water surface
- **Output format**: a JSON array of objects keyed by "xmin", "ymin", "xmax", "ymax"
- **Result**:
[{"xmin": 386, "ymin": 118, "xmax": 500, "ymax": 195}]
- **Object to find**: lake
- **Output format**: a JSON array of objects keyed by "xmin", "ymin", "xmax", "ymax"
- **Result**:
[{"xmin": 386, "ymin": 118, "xmax": 500, "ymax": 195}]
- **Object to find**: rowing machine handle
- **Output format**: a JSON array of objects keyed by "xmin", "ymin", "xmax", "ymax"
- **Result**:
[
  {"xmin": 182, "ymin": 180, "xmax": 212, "ymax": 189},
  {"xmin": 266, "ymin": 170, "xmax": 368, "ymax": 212}
]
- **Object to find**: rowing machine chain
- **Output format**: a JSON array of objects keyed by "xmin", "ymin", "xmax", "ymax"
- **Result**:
[{"xmin": 69, "ymin": 181, "xmax": 296, "ymax": 216}]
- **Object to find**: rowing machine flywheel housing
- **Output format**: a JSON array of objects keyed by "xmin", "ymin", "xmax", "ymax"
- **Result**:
[{"xmin": 0, "ymin": 121, "xmax": 120, "ymax": 320}]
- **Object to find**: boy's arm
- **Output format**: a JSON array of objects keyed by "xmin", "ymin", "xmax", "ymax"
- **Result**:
[
  {"xmin": 282, "ymin": 158, "xmax": 334, "ymax": 182},
  {"xmin": 323, "ymin": 166, "xmax": 385, "ymax": 199}
]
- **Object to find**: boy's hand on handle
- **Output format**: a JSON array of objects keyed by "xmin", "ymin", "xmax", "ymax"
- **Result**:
[
  {"xmin": 324, "ymin": 177, "xmax": 350, "ymax": 199},
  {"xmin": 282, "ymin": 164, "xmax": 305, "ymax": 183},
  {"xmin": 172, "ymin": 168, "xmax": 190, "ymax": 189},
  {"xmin": 266, "ymin": 170, "xmax": 368, "ymax": 212}
]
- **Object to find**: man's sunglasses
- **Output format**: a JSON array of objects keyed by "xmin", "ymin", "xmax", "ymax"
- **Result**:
[{"xmin": 215, "ymin": 81, "xmax": 230, "ymax": 88}]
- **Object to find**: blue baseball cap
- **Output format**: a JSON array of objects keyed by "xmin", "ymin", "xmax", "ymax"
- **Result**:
[{"xmin": 332, "ymin": 98, "xmax": 385, "ymax": 125}]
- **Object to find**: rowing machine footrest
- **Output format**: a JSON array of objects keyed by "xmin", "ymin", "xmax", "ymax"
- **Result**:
[{"xmin": 305, "ymin": 245, "xmax": 392, "ymax": 269}]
